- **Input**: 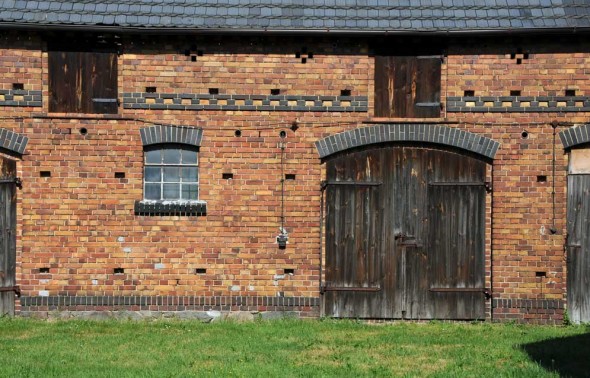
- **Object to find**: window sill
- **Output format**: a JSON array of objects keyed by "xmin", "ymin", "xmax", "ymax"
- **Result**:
[
  {"xmin": 363, "ymin": 117, "xmax": 451, "ymax": 124},
  {"xmin": 134, "ymin": 200, "xmax": 207, "ymax": 216}
]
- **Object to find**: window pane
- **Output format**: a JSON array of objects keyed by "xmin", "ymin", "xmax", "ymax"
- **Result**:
[
  {"xmin": 182, "ymin": 149, "xmax": 198, "ymax": 165},
  {"xmin": 163, "ymin": 167, "xmax": 180, "ymax": 182},
  {"xmin": 182, "ymin": 184, "xmax": 199, "ymax": 200},
  {"xmin": 145, "ymin": 167, "xmax": 161, "ymax": 182},
  {"xmin": 145, "ymin": 183, "xmax": 161, "ymax": 200},
  {"xmin": 163, "ymin": 183, "xmax": 180, "ymax": 199},
  {"xmin": 163, "ymin": 149, "xmax": 181, "ymax": 164},
  {"xmin": 182, "ymin": 167, "xmax": 198, "ymax": 182},
  {"xmin": 145, "ymin": 149, "xmax": 161, "ymax": 164}
]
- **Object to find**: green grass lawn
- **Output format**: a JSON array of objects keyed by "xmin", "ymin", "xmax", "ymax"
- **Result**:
[{"xmin": 0, "ymin": 317, "xmax": 588, "ymax": 377}]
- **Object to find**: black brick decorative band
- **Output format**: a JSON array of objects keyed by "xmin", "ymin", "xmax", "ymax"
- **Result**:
[
  {"xmin": 0, "ymin": 128, "xmax": 28, "ymax": 155},
  {"xmin": 21, "ymin": 295, "xmax": 320, "ymax": 310},
  {"xmin": 559, "ymin": 123, "xmax": 590, "ymax": 149},
  {"xmin": 492, "ymin": 298, "xmax": 564, "ymax": 310},
  {"xmin": 134, "ymin": 200, "xmax": 206, "ymax": 216},
  {"xmin": 447, "ymin": 96, "xmax": 590, "ymax": 113},
  {"xmin": 315, "ymin": 124, "xmax": 500, "ymax": 159},
  {"xmin": 124, "ymin": 92, "xmax": 368, "ymax": 112},
  {"xmin": 0, "ymin": 89, "xmax": 42, "ymax": 108},
  {"xmin": 139, "ymin": 125, "xmax": 203, "ymax": 147}
]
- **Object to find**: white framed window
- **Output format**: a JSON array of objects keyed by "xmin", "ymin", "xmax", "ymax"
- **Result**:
[{"xmin": 143, "ymin": 144, "xmax": 199, "ymax": 201}]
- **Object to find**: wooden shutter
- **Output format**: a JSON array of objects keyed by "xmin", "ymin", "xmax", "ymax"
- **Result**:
[
  {"xmin": 374, "ymin": 55, "xmax": 441, "ymax": 118},
  {"xmin": 49, "ymin": 50, "xmax": 118, "ymax": 114}
]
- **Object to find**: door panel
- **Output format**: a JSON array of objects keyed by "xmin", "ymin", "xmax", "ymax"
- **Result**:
[
  {"xmin": 566, "ymin": 174, "xmax": 590, "ymax": 323},
  {"xmin": 323, "ymin": 146, "xmax": 486, "ymax": 320},
  {"xmin": 0, "ymin": 158, "xmax": 16, "ymax": 316}
]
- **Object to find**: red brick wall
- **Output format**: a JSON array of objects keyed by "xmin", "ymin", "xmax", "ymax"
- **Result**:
[{"xmin": 0, "ymin": 32, "xmax": 587, "ymax": 322}]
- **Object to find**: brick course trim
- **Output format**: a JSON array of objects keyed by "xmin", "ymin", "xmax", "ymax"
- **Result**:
[
  {"xmin": 315, "ymin": 124, "xmax": 500, "ymax": 159},
  {"xmin": 558, "ymin": 123, "xmax": 590, "ymax": 149},
  {"xmin": 0, "ymin": 89, "xmax": 42, "ymax": 108},
  {"xmin": 20, "ymin": 295, "xmax": 320, "ymax": 310},
  {"xmin": 124, "ymin": 92, "xmax": 369, "ymax": 113},
  {"xmin": 492, "ymin": 298, "xmax": 564, "ymax": 310},
  {"xmin": 447, "ymin": 96, "xmax": 590, "ymax": 113},
  {"xmin": 0, "ymin": 128, "xmax": 28, "ymax": 155},
  {"xmin": 139, "ymin": 124, "xmax": 203, "ymax": 147}
]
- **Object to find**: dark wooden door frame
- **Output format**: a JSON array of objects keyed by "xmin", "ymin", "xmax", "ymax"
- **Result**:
[{"xmin": 0, "ymin": 160, "xmax": 17, "ymax": 316}]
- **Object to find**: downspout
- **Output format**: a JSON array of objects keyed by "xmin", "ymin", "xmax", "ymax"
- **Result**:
[{"xmin": 490, "ymin": 162, "xmax": 495, "ymax": 321}]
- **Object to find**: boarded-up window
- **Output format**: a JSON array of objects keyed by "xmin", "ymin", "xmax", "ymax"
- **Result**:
[
  {"xmin": 48, "ymin": 47, "xmax": 118, "ymax": 114},
  {"xmin": 374, "ymin": 56, "xmax": 441, "ymax": 118}
]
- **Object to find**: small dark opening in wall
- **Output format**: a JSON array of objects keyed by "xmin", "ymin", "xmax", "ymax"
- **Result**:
[
  {"xmin": 510, "ymin": 53, "xmax": 516, "ymax": 59},
  {"xmin": 521, "ymin": 130, "xmax": 529, "ymax": 139},
  {"xmin": 39, "ymin": 267, "xmax": 50, "ymax": 273},
  {"xmin": 523, "ymin": 52, "xmax": 529, "ymax": 59},
  {"xmin": 145, "ymin": 86, "xmax": 157, "ymax": 93},
  {"xmin": 209, "ymin": 88, "xmax": 219, "ymax": 95},
  {"xmin": 40, "ymin": 171, "xmax": 51, "ymax": 177},
  {"xmin": 301, "ymin": 58, "xmax": 307, "ymax": 64},
  {"xmin": 537, "ymin": 175, "xmax": 547, "ymax": 183},
  {"xmin": 295, "ymin": 52, "xmax": 301, "ymax": 58},
  {"xmin": 510, "ymin": 90, "xmax": 521, "ymax": 96},
  {"xmin": 115, "ymin": 172, "xmax": 125, "ymax": 179},
  {"xmin": 191, "ymin": 55, "xmax": 197, "ymax": 62},
  {"xmin": 222, "ymin": 173, "xmax": 234, "ymax": 180},
  {"xmin": 279, "ymin": 130, "xmax": 287, "ymax": 138},
  {"xmin": 12, "ymin": 83, "xmax": 24, "ymax": 90},
  {"xmin": 114, "ymin": 268, "xmax": 125, "ymax": 274},
  {"xmin": 79, "ymin": 127, "xmax": 88, "ymax": 135},
  {"xmin": 464, "ymin": 90, "xmax": 475, "ymax": 97},
  {"xmin": 340, "ymin": 89, "xmax": 351, "ymax": 96},
  {"xmin": 197, "ymin": 50, "xmax": 204, "ymax": 56},
  {"xmin": 285, "ymin": 174, "xmax": 296, "ymax": 180},
  {"xmin": 271, "ymin": 88, "xmax": 281, "ymax": 95},
  {"xmin": 284, "ymin": 268, "xmax": 295, "ymax": 274},
  {"xmin": 308, "ymin": 53, "xmax": 314, "ymax": 59},
  {"xmin": 195, "ymin": 268, "xmax": 206, "ymax": 274},
  {"xmin": 536, "ymin": 271, "xmax": 547, "ymax": 277},
  {"xmin": 516, "ymin": 58, "xmax": 522, "ymax": 65},
  {"xmin": 234, "ymin": 129, "xmax": 242, "ymax": 137},
  {"xmin": 565, "ymin": 89, "xmax": 576, "ymax": 97}
]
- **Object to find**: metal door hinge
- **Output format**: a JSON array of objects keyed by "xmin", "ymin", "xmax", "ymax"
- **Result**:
[{"xmin": 0, "ymin": 286, "xmax": 20, "ymax": 297}]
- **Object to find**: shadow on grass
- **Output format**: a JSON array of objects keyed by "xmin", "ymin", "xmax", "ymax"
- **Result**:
[{"xmin": 522, "ymin": 331, "xmax": 590, "ymax": 377}]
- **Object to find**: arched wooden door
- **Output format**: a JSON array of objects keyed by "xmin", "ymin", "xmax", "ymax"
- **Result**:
[{"xmin": 322, "ymin": 146, "xmax": 486, "ymax": 320}]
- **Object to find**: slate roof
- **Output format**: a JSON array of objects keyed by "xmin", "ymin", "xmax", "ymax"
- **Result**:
[{"xmin": 0, "ymin": 0, "xmax": 589, "ymax": 34}]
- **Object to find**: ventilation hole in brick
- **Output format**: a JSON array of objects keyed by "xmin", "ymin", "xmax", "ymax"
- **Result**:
[
  {"xmin": 516, "ymin": 58, "xmax": 522, "ymax": 65},
  {"xmin": 222, "ymin": 173, "xmax": 234, "ymax": 180},
  {"xmin": 39, "ymin": 267, "xmax": 50, "ymax": 273},
  {"xmin": 510, "ymin": 90, "xmax": 521, "ymax": 96},
  {"xmin": 464, "ymin": 90, "xmax": 475, "ymax": 97},
  {"xmin": 114, "ymin": 172, "xmax": 125, "ymax": 179},
  {"xmin": 521, "ymin": 130, "xmax": 529, "ymax": 139},
  {"xmin": 285, "ymin": 174, "xmax": 296, "ymax": 180},
  {"xmin": 510, "ymin": 53, "xmax": 516, "ymax": 59},
  {"xmin": 279, "ymin": 130, "xmax": 287, "ymax": 138},
  {"xmin": 295, "ymin": 52, "xmax": 301, "ymax": 58},
  {"xmin": 79, "ymin": 127, "xmax": 88, "ymax": 135},
  {"xmin": 234, "ymin": 129, "xmax": 242, "ymax": 137},
  {"xmin": 535, "ymin": 271, "xmax": 547, "ymax": 277},
  {"xmin": 271, "ymin": 88, "xmax": 281, "ymax": 95},
  {"xmin": 114, "ymin": 268, "xmax": 124, "ymax": 274},
  {"xmin": 209, "ymin": 88, "xmax": 219, "ymax": 95},
  {"xmin": 191, "ymin": 55, "xmax": 197, "ymax": 62},
  {"xmin": 197, "ymin": 50, "xmax": 204, "ymax": 56},
  {"xmin": 284, "ymin": 268, "xmax": 295, "ymax": 274},
  {"xmin": 40, "ymin": 171, "xmax": 51, "ymax": 177},
  {"xmin": 537, "ymin": 175, "xmax": 547, "ymax": 183},
  {"xmin": 301, "ymin": 58, "xmax": 307, "ymax": 64},
  {"xmin": 195, "ymin": 268, "xmax": 206, "ymax": 274},
  {"xmin": 340, "ymin": 89, "xmax": 351, "ymax": 96},
  {"xmin": 308, "ymin": 53, "xmax": 314, "ymax": 59},
  {"xmin": 565, "ymin": 89, "xmax": 576, "ymax": 97},
  {"xmin": 12, "ymin": 83, "xmax": 24, "ymax": 90},
  {"xmin": 145, "ymin": 86, "xmax": 157, "ymax": 93}
]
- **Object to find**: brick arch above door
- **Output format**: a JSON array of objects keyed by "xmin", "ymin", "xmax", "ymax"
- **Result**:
[
  {"xmin": 315, "ymin": 124, "xmax": 500, "ymax": 160},
  {"xmin": 0, "ymin": 128, "xmax": 28, "ymax": 156},
  {"xmin": 559, "ymin": 123, "xmax": 590, "ymax": 149}
]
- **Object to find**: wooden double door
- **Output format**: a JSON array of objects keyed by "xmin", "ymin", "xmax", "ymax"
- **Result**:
[{"xmin": 323, "ymin": 146, "xmax": 486, "ymax": 320}]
